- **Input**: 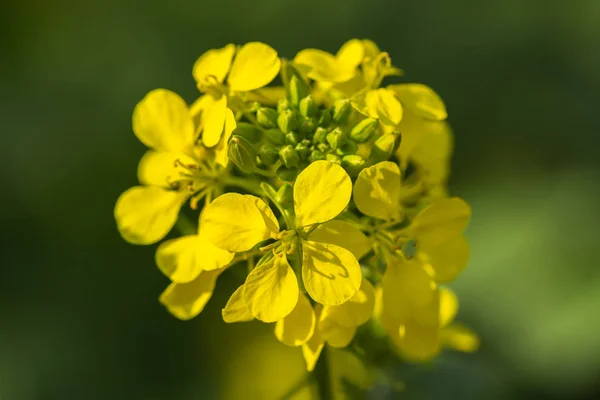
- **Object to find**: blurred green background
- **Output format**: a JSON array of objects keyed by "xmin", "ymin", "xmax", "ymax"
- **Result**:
[{"xmin": 2, "ymin": 0, "xmax": 600, "ymax": 398}]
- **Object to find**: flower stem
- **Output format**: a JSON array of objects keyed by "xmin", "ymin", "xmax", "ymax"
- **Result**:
[{"xmin": 314, "ymin": 347, "xmax": 332, "ymax": 400}]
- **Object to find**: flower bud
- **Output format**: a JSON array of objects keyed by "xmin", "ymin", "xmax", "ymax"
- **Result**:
[
  {"xmin": 326, "ymin": 153, "xmax": 341, "ymax": 164},
  {"xmin": 278, "ymin": 109, "xmax": 299, "ymax": 133},
  {"xmin": 264, "ymin": 128, "xmax": 286, "ymax": 146},
  {"xmin": 299, "ymin": 95, "xmax": 318, "ymax": 118},
  {"xmin": 277, "ymin": 166, "xmax": 298, "ymax": 182},
  {"xmin": 350, "ymin": 118, "xmax": 378, "ymax": 143},
  {"xmin": 285, "ymin": 131, "xmax": 300, "ymax": 146},
  {"xmin": 277, "ymin": 98, "xmax": 292, "ymax": 113},
  {"xmin": 341, "ymin": 155, "xmax": 366, "ymax": 177},
  {"xmin": 369, "ymin": 131, "xmax": 402, "ymax": 164},
  {"xmin": 256, "ymin": 107, "xmax": 278, "ymax": 129},
  {"xmin": 314, "ymin": 127, "xmax": 328, "ymax": 143},
  {"xmin": 289, "ymin": 75, "xmax": 310, "ymax": 106},
  {"xmin": 279, "ymin": 145, "xmax": 300, "ymax": 168},
  {"xmin": 308, "ymin": 149, "xmax": 326, "ymax": 162},
  {"xmin": 258, "ymin": 143, "xmax": 280, "ymax": 166},
  {"xmin": 228, "ymin": 135, "xmax": 257, "ymax": 174},
  {"xmin": 317, "ymin": 143, "xmax": 329, "ymax": 153},
  {"xmin": 299, "ymin": 118, "xmax": 317, "ymax": 134},
  {"xmin": 326, "ymin": 127, "xmax": 347, "ymax": 150},
  {"xmin": 337, "ymin": 139, "xmax": 358, "ymax": 156},
  {"xmin": 332, "ymin": 99, "xmax": 351, "ymax": 124},
  {"xmin": 317, "ymin": 109, "xmax": 332, "ymax": 127},
  {"xmin": 232, "ymin": 122, "xmax": 262, "ymax": 144},
  {"xmin": 276, "ymin": 183, "xmax": 294, "ymax": 208},
  {"xmin": 295, "ymin": 140, "xmax": 311, "ymax": 160}
]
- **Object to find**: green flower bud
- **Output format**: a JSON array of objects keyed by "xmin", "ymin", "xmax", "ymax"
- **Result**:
[
  {"xmin": 279, "ymin": 145, "xmax": 300, "ymax": 168},
  {"xmin": 289, "ymin": 75, "xmax": 310, "ymax": 106},
  {"xmin": 277, "ymin": 166, "xmax": 298, "ymax": 182},
  {"xmin": 276, "ymin": 183, "xmax": 294, "ymax": 208},
  {"xmin": 277, "ymin": 98, "xmax": 292, "ymax": 113},
  {"xmin": 295, "ymin": 141, "xmax": 311, "ymax": 160},
  {"xmin": 299, "ymin": 118, "xmax": 317, "ymax": 134},
  {"xmin": 350, "ymin": 118, "xmax": 378, "ymax": 143},
  {"xmin": 285, "ymin": 131, "xmax": 300, "ymax": 146},
  {"xmin": 317, "ymin": 143, "xmax": 329, "ymax": 153},
  {"xmin": 232, "ymin": 122, "xmax": 262, "ymax": 144},
  {"xmin": 341, "ymin": 155, "xmax": 366, "ymax": 177},
  {"xmin": 228, "ymin": 135, "xmax": 257, "ymax": 174},
  {"xmin": 326, "ymin": 127, "xmax": 347, "ymax": 150},
  {"xmin": 332, "ymin": 99, "xmax": 351, "ymax": 124},
  {"xmin": 299, "ymin": 95, "xmax": 318, "ymax": 118},
  {"xmin": 278, "ymin": 109, "xmax": 299, "ymax": 133},
  {"xmin": 264, "ymin": 128, "xmax": 286, "ymax": 146},
  {"xmin": 308, "ymin": 149, "xmax": 326, "ymax": 162},
  {"xmin": 258, "ymin": 143, "xmax": 279, "ymax": 166},
  {"xmin": 256, "ymin": 107, "xmax": 278, "ymax": 129},
  {"xmin": 336, "ymin": 139, "xmax": 358, "ymax": 156},
  {"xmin": 326, "ymin": 153, "xmax": 341, "ymax": 164},
  {"xmin": 369, "ymin": 131, "xmax": 402, "ymax": 164},
  {"xmin": 314, "ymin": 127, "xmax": 328, "ymax": 143},
  {"xmin": 317, "ymin": 109, "xmax": 332, "ymax": 127}
]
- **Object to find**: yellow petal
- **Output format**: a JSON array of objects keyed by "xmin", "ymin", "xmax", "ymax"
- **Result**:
[
  {"xmin": 388, "ymin": 83, "xmax": 447, "ymax": 121},
  {"xmin": 381, "ymin": 259, "xmax": 436, "ymax": 326},
  {"xmin": 409, "ymin": 120, "xmax": 453, "ymax": 184},
  {"xmin": 352, "ymin": 88, "xmax": 403, "ymax": 126},
  {"xmin": 336, "ymin": 39, "xmax": 364, "ymax": 70},
  {"xmin": 319, "ymin": 313, "xmax": 357, "ymax": 348},
  {"xmin": 137, "ymin": 150, "xmax": 196, "ymax": 188},
  {"xmin": 353, "ymin": 161, "xmax": 402, "ymax": 221},
  {"xmin": 114, "ymin": 186, "xmax": 188, "ymax": 245},
  {"xmin": 275, "ymin": 293, "xmax": 316, "ymax": 346},
  {"xmin": 245, "ymin": 86, "xmax": 286, "ymax": 106},
  {"xmin": 201, "ymin": 95, "xmax": 228, "ymax": 148},
  {"xmin": 308, "ymin": 220, "xmax": 371, "ymax": 260},
  {"xmin": 200, "ymin": 193, "xmax": 277, "ymax": 252},
  {"xmin": 302, "ymin": 241, "xmax": 361, "ymax": 306},
  {"xmin": 410, "ymin": 197, "xmax": 471, "ymax": 239},
  {"xmin": 394, "ymin": 320, "xmax": 441, "ymax": 361},
  {"xmin": 222, "ymin": 285, "xmax": 254, "ymax": 323},
  {"xmin": 132, "ymin": 89, "xmax": 195, "ymax": 153},
  {"xmin": 245, "ymin": 195, "xmax": 280, "ymax": 234},
  {"xmin": 243, "ymin": 254, "xmax": 299, "ymax": 323},
  {"xmin": 420, "ymin": 235, "xmax": 470, "ymax": 282},
  {"xmin": 294, "ymin": 49, "xmax": 356, "ymax": 83},
  {"xmin": 193, "ymin": 43, "xmax": 236, "ymax": 87},
  {"xmin": 159, "ymin": 268, "xmax": 223, "ymax": 320},
  {"xmin": 294, "ymin": 161, "xmax": 352, "ymax": 227},
  {"xmin": 302, "ymin": 305, "xmax": 325, "ymax": 372},
  {"xmin": 227, "ymin": 42, "xmax": 281, "ymax": 92},
  {"xmin": 323, "ymin": 278, "xmax": 375, "ymax": 328},
  {"xmin": 214, "ymin": 108, "xmax": 236, "ymax": 167},
  {"xmin": 156, "ymin": 235, "xmax": 201, "ymax": 283},
  {"xmin": 441, "ymin": 323, "xmax": 480, "ymax": 353},
  {"xmin": 439, "ymin": 287, "xmax": 458, "ymax": 327}
]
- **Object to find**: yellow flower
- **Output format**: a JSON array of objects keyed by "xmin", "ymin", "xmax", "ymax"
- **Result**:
[
  {"xmin": 114, "ymin": 89, "xmax": 237, "ymax": 245},
  {"xmin": 294, "ymin": 39, "xmax": 402, "ymax": 99},
  {"xmin": 157, "ymin": 220, "xmax": 235, "ymax": 320},
  {"xmin": 376, "ymin": 284, "xmax": 479, "ymax": 361},
  {"xmin": 203, "ymin": 160, "xmax": 364, "ymax": 323},
  {"xmin": 192, "ymin": 42, "xmax": 281, "ymax": 148}
]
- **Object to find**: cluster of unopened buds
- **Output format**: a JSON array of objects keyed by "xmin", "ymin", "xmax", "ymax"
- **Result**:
[{"xmin": 115, "ymin": 39, "xmax": 478, "ymax": 386}]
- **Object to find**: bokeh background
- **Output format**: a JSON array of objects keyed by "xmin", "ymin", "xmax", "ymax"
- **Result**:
[{"xmin": 2, "ymin": 0, "xmax": 600, "ymax": 398}]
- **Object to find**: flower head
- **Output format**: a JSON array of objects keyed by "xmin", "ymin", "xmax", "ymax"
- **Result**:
[{"xmin": 115, "ymin": 39, "xmax": 477, "ymax": 388}]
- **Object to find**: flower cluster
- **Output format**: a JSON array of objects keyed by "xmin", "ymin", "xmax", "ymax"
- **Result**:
[{"xmin": 115, "ymin": 39, "xmax": 477, "ymax": 377}]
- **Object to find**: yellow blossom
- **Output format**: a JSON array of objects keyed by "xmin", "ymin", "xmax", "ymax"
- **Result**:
[
  {"xmin": 192, "ymin": 42, "xmax": 281, "ymax": 148},
  {"xmin": 114, "ymin": 89, "xmax": 237, "ymax": 245}
]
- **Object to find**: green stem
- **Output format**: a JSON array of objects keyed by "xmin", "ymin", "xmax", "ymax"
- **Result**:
[
  {"xmin": 314, "ymin": 347, "xmax": 332, "ymax": 400},
  {"xmin": 223, "ymin": 176, "xmax": 263, "ymax": 195}
]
